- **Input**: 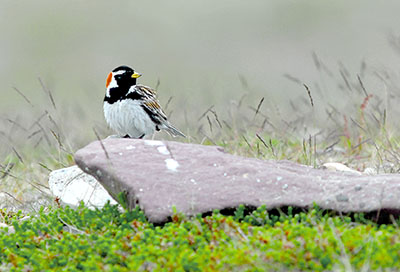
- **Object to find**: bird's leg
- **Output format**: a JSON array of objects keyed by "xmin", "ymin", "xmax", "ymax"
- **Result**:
[
  {"xmin": 123, "ymin": 134, "xmax": 131, "ymax": 138},
  {"xmin": 138, "ymin": 134, "xmax": 145, "ymax": 139}
]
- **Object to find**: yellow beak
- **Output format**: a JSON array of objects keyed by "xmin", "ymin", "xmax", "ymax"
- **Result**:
[{"xmin": 132, "ymin": 73, "xmax": 142, "ymax": 79}]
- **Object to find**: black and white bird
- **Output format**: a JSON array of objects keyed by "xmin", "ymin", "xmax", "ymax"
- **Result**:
[{"xmin": 103, "ymin": 65, "xmax": 185, "ymax": 139}]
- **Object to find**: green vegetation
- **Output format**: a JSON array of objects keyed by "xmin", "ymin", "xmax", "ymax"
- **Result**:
[{"xmin": 1, "ymin": 204, "xmax": 400, "ymax": 271}]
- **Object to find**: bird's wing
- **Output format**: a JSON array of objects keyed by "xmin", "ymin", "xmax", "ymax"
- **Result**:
[{"xmin": 135, "ymin": 85, "xmax": 168, "ymax": 125}]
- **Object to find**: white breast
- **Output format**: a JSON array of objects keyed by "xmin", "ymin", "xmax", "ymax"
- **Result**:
[{"xmin": 103, "ymin": 99, "xmax": 156, "ymax": 138}]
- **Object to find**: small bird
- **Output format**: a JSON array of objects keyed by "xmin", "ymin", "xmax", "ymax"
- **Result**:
[{"xmin": 103, "ymin": 65, "xmax": 185, "ymax": 139}]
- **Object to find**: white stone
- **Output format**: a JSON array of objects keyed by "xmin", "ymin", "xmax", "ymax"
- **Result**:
[
  {"xmin": 48, "ymin": 166, "xmax": 118, "ymax": 209},
  {"xmin": 363, "ymin": 167, "xmax": 377, "ymax": 175},
  {"xmin": 322, "ymin": 162, "xmax": 362, "ymax": 175},
  {"xmin": 0, "ymin": 222, "xmax": 14, "ymax": 234}
]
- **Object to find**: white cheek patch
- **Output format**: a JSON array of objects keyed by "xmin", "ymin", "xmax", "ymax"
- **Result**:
[
  {"xmin": 108, "ymin": 75, "xmax": 119, "ymax": 88},
  {"xmin": 106, "ymin": 74, "xmax": 119, "ymax": 97}
]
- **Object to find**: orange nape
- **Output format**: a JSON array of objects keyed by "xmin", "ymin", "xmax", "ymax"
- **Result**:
[{"xmin": 106, "ymin": 72, "xmax": 112, "ymax": 88}]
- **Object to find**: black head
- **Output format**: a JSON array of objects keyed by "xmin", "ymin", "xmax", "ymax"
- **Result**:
[
  {"xmin": 112, "ymin": 65, "xmax": 134, "ymax": 74},
  {"xmin": 106, "ymin": 65, "xmax": 142, "ymax": 89}
]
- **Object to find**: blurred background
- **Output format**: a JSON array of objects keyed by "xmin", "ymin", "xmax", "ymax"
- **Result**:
[{"xmin": 2, "ymin": 0, "xmax": 400, "ymax": 154}]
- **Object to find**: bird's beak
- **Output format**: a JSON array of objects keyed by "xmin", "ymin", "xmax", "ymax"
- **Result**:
[{"xmin": 132, "ymin": 73, "xmax": 142, "ymax": 79}]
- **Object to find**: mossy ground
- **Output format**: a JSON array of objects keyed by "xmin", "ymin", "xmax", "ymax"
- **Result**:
[{"xmin": 1, "ymin": 203, "xmax": 400, "ymax": 271}]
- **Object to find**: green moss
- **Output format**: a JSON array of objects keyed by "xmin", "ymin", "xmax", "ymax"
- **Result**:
[{"xmin": 0, "ymin": 204, "xmax": 399, "ymax": 271}]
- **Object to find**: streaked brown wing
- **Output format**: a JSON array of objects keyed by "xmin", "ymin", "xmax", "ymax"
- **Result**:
[{"xmin": 136, "ymin": 85, "xmax": 168, "ymax": 122}]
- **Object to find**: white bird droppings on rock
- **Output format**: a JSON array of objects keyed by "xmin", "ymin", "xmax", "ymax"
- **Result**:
[
  {"xmin": 157, "ymin": 146, "xmax": 170, "ymax": 155},
  {"xmin": 165, "ymin": 158, "xmax": 179, "ymax": 172},
  {"xmin": 126, "ymin": 145, "xmax": 135, "ymax": 150},
  {"xmin": 144, "ymin": 140, "xmax": 164, "ymax": 146}
]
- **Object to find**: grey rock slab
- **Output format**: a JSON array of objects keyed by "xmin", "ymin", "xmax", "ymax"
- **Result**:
[{"xmin": 75, "ymin": 139, "xmax": 400, "ymax": 223}]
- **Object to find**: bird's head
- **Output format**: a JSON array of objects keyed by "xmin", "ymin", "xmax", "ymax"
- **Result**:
[{"xmin": 106, "ymin": 65, "xmax": 142, "ymax": 90}]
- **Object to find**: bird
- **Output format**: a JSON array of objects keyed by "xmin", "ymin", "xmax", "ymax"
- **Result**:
[{"xmin": 103, "ymin": 65, "xmax": 186, "ymax": 139}]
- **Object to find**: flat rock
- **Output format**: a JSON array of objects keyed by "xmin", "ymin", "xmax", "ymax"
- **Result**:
[
  {"xmin": 48, "ymin": 165, "xmax": 117, "ymax": 208},
  {"xmin": 75, "ymin": 139, "xmax": 400, "ymax": 223}
]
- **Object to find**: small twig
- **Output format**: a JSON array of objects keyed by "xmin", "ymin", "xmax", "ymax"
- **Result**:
[
  {"xmin": 253, "ymin": 97, "xmax": 265, "ymax": 119},
  {"xmin": 237, "ymin": 94, "xmax": 247, "ymax": 108},
  {"xmin": 35, "ymin": 122, "xmax": 51, "ymax": 146},
  {"xmin": 283, "ymin": 74, "xmax": 302, "ymax": 84},
  {"xmin": 210, "ymin": 110, "xmax": 222, "ymax": 128},
  {"xmin": 164, "ymin": 96, "xmax": 173, "ymax": 112},
  {"xmin": 0, "ymin": 163, "xmax": 14, "ymax": 179},
  {"xmin": 197, "ymin": 105, "xmax": 214, "ymax": 121},
  {"xmin": 222, "ymin": 120, "xmax": 232, "ymax": 130},
  {"xmin": 12, "ymin": 87, "xmax": 34, "ymax": 107},
  {"xmin": 28, "ymin": 112, "xmax": 47, "ymax": 130},
  {"xmin": 308, "ymin": 135, "xmax": 312, "ymax": 166},
  {"xmin": 27, "ymin": 129, "xmax": 41, "ymax": 139},
  {"xmin": 58, "ymin": 216, "xmax": 86, "ymax": 235},
  {"xmin": 93, "ymin": 128, "xmax": 110, "ymax": 160},
  {"xmin": 313, "ymin": 134, "xmax": 317, "ymax": 168},
  {"xmin": 236, "ymin": 226, "xmax": 249, "ymax": 241},
  {"xmin": 256, "ymin": 134, "xmax": 268, "ymax": 149},
  {"xmin": 34, "ymin": 136, "xmax": 43, "ymax": 148},
  {"xmin": 256, "ymin": 134, "xmax": 275, "ymax": 157},
  {"xmin": 242, "ymin": 136, "xmax": 252, "ymax": 149},
  {"xmin": 199, "ymin": 133, "xmax": 217, "ymax": 146},
  {"xmin": 238, "ymin": 74, "xmax": 248, "ymax": 89},
  {"xmin": 350, "ymin": 117, "xmax": 367, "ymax": 133},
  {"xmin": 165, "ymin": 142, "xmax": 175, "ymax": 160},
  {"xmin": 340, "ymin": 70, "xmax": 352, "ymax": 92},
  {"xmin": 389, "ymin": 214, "xmax": 399, "ymax": 228},
  {"xmin": 155, "ymin": 78, "xmax": 161, "ymax": 90},
  {"xmin": 357, "ymin": 75, "xmax": 368, "ymax": 97},
  {"xmin": 1, "ymin": 191, "xmax": 24, "ymax": 205},
  {"xmin": 351, "ymin": 138, "xmax": 371, "ymax": 151},
  {"xmin": 303, "ymin": 84, "xmax": 314, "ymax": 107},
  {"xmin": 323, "ymin": 140, "xmax": 340, "ymax": 153},
  {"xmin": 46, "ymin": 110, "xmax": 62, "ymax": 132},
  {"xmin": 206, "ymin": 115, "xmax": 213, "ymax": 133},
  {"xmin": 247, "ymin": 106, "xmax": 267, "ymax": 118},
  {"xmin": 38, "ymin": 77, "xmax": 57, "ymax": 110},
  {"xmin": 39, "ymin": 163, "xmax": 53, "ymax": 172},
  {"xmin": 312, "ymin": 51, "xmax": 333, "ymax": 77},
  {"xmin": 12, "ymin": 147, "xmax": 24, "ymax": 164},
  {"xmin": 5, "ymin": 118, "xmax": 27, "ymax": 132},
  {"xmin": 50, "ymin": 129, "xmax": 63, "ymax": 149}
]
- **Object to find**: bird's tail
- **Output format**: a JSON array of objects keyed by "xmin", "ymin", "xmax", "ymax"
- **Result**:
[{"xmin": 163, "ymin": 123, "xmax": 186, "ymax": 137}]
